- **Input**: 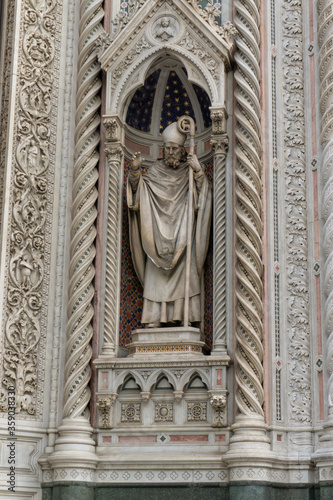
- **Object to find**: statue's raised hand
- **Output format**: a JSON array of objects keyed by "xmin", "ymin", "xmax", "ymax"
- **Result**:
[
  {"xmin": 131, "ymin": 152, "xmax": 144, "ymax": 171},
  {"xmin": 187, "ymin": 153, "xmax": 202, "ymax": 173}
]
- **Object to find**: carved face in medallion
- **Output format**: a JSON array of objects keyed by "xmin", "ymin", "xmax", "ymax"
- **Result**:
[{"xmin": 152, "ymin": 16, "xmax": 179, "ymax": 42}]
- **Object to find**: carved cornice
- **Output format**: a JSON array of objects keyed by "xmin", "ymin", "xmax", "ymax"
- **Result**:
[{"xmin": 0, "ymin": 0, "xmax": 62, "ymax": 417}]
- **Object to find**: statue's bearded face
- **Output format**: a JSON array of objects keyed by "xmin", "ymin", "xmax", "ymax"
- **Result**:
[{"xmin": 163, "ymin": 142, "xmax": 187, "ymax": 168}]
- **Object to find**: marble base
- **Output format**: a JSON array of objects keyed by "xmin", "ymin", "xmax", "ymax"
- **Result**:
[{"xmin": 127, "ymin": 327, "xmax": 207, "ymax": 356}]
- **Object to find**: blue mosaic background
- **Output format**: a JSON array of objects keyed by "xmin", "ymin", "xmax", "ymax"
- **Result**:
[
  {"xmin": 126, "ymin": 70, "xmax": 212, "ymax": 135},
  {"xmin": 126, "ymin": 70, "xmax": 160, "ymax": 133},
  {"xmin": 160, "ymin": 71, "xmax": 197, "ymax": 133},
  {"xmin": 119, "ymin": 160, "xmax": 214, "ymax": 348}
]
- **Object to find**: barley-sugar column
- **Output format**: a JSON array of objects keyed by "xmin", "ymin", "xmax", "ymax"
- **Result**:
[{"xmin": 48, "ymin": 0, "xmax": 104, "ymax": 480}]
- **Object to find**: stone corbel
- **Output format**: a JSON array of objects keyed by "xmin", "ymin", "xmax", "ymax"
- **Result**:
[
  {"xmin": 209, "ymin": 392, "xmax": 227, "ymax": 427},
  {"xmin": 104, "ymin": 115, "xmax": 123, "ymax": 143},
  {"xmin": 97, "ymin": 394, "xmax": 117, "ymax": 429},
  {"xmin": 210, "ymin": 107, "xmax": 228, "ymax": 135},
  {"xmin": 141, "ymin": 391, "xmax": 151, "ymax": 403},
  {"xmin": 173, "ymin": 390, "xmax": 184, "ymax": 402}
]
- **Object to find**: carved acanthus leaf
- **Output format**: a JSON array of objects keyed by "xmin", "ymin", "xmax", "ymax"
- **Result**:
[
  {"xmin": 96, "ymin": 30, "xmax": 112, "ymax": 58},
  {"xmin": 210, "ymin": 135, "xmax": 229, "ymax": 155},
  {"xmin": 105, "ymin": 146, "xmax": 123, "ymax": 163}
]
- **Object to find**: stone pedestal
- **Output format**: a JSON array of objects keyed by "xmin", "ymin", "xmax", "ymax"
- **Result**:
[{"xmin": 127, "ymin": 327, "xmax": 208, "ymax": 356}]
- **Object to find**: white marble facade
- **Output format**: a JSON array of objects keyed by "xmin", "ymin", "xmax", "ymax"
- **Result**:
[{"xmin": 0, "ymin": 0, "xmax": 331, "ymax": 498}]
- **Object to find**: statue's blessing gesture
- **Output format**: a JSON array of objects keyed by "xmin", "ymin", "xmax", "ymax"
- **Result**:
[{"xmin": 127, "ymin": 120, "xmax": 212, "ymax": 329}]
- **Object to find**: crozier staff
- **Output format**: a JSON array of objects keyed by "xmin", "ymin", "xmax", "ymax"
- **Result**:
[{"xmin": 127, "ymin": 121, "xmax": 212, "ymax": 328}]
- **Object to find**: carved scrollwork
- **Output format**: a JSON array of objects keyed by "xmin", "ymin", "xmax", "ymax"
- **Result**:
[
  {"xmin": 283, "ymin": 0, "xmax": 311, "ymax": 423},
  {"xmin": 1, "ymin": 0, "xmax": 61, "ymax": 416}
]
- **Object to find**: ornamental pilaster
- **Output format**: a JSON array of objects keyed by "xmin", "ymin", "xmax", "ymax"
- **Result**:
[
  {"xmin": 210, "ymin": 107, "xmax": 228, "ymax": 354},
  {"xmin": 314, "ymin": 0, "xmax": 333, "ymax": 462},
  {"xmin": 102, "ymin": 115, "xmax": 124, "ymax": 357}
]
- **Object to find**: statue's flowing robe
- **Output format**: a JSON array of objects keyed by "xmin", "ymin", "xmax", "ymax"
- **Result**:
[{"xmin": 127, "ymin": 160, "xmax": 212, "ymax": 325}]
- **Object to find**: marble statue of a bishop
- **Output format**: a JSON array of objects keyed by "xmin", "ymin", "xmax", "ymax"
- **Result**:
[{"xmin": 127, "ymin": 122, "xmax": 212, "ymax": 327}]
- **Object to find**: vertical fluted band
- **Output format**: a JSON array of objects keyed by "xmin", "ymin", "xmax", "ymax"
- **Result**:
[
  {"xmin": 62, "ymin": 0, "xmax": 104, "ymax": 420},
  {"xmin": 319, "ymin": 0, "xmax": 333, "ymax": 421},
  {"xmin": 234, "ymin": 0, "xmax": 264, "ymax": 416}
]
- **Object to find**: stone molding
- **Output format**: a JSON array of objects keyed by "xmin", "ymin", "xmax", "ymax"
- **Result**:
[
  {"xmin": 47, "ymin": 0, "xmax": 78, "ymax": 448},
  {"xmin": 42, "ymin": 461, "xmax": 317, "ymax": 485},
  {"xmin": 319, "ymin": 0, "xmax": 333, "ymax": 423},
  {"xmin": 0, "ymin": 0, "xmax": 63, "ymax": 418},
  {"xmin": 62, "ymin": 0, "xmax": 104, "ymax": 420},
  {"xmin": 0, "ymin": 0, "xmax": 14, "ymax": 242},
  {"xmin": 283, "ymin": 0, "xmax": 311, "ymax": 425},
  {"xmin": 234, "ymin": 0, "xmax": 264, "ymax": 416}
]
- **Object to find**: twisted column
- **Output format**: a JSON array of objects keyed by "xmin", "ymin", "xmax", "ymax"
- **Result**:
[
  {"xmin": 102, "ymin": 135, "xmax": 123, "ymax": 356},
  {"xmin": 319, "ymin": 0, "xmax": 333, "ymax": 430},
  {"xmin": 210, "ymin": 109, "xmax": 229, "ymax": 353},
  {"xmin": 62, "ymin": 0, "xmax": 104, "ymax": 420},
  {"xmin": 234, "ymin": 0, "xmax": 264, "ymax": 417}
]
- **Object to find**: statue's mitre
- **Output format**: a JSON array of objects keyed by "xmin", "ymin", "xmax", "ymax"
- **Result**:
[{"xmin": 162, "ymin": 122, "xmax": 186, "ymax": 146}]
